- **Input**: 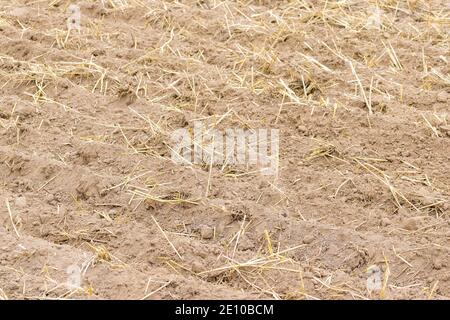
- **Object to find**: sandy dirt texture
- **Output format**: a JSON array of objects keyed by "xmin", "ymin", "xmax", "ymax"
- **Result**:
[{"xmin": 0, "ymin": 0, "xmax": 449, "ymax": 300}]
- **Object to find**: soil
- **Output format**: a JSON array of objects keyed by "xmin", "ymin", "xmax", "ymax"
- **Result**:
[{"xmin": 0, "ymin": 0, "xmax": 449, "ymax": 300}]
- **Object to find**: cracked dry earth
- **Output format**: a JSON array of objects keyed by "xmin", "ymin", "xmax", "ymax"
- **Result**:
[{"xmin": 0, "ymin": 0, "xmax": 449, "ymax": 300}]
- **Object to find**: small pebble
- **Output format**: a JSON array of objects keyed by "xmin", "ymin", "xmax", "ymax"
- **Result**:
[
  {"xmin": 432, "ymin": 258, "xmax": 444, "ymax": 270},
  {"xmin": 380, "ymin": 217, "xmax": 391, "ymax": 226},
  {"xmin": 402, "ymin": 217, "xmax": 420, "ymax": 231},
  {"xmin": 436, "ymin": 91, "xmax": 448, "ymax": 103},
  {"xmin": 191, "ymin": 261, "xmax": 203, "ymax": 273},
  {"xmin": 297, "ymin": 125, "xmax": 308, "ymax": 133}
]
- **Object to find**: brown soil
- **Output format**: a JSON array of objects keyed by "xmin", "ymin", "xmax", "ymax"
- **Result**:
[{"xmin": 0, "ymin": 0, "xmax": 449, "ymax": 300}]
